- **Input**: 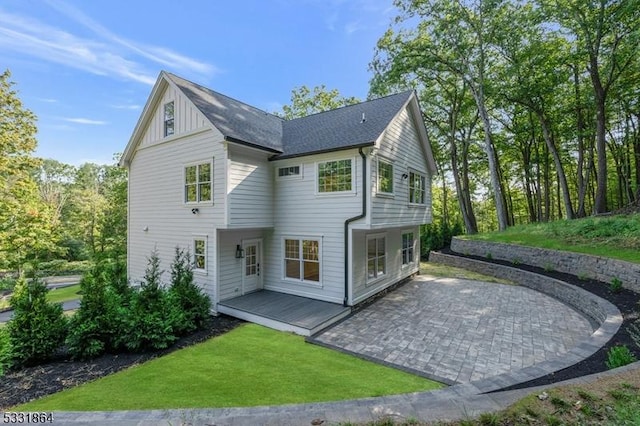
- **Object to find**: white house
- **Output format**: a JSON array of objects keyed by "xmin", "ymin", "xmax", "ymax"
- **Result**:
[{"xmin": 120, "ymin": 71, "xmax": 437, "ymax": 335}]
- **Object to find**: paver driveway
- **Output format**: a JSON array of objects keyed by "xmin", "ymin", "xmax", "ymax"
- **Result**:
[{"xmin": 312, "ymin": 275, "xmax": 594, "ymax": 384}]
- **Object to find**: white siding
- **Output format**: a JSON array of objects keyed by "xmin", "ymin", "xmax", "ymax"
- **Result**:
[
  {"xmin": 266, "ymin": 149, "xmax": 364, "ymax": 304},
  {"xmin": 218, "ymin": 229, "xmax": 270, "ymax": 301},
  {"xmin": 139, "ymin": 84, "xmax": 209, "ymax": 148},
  {"xmin": 227, "ymin": 146, "xmax": 274, "ymax": 228},
  {"xmin": 127, "ymin": 127, "xmax": 227, "ymax": 305},
  {"xmin": 351, "ymin": 226, "xmax": 420, "ymax": 304},
  {"xmin": 370, "ymin": 107, "xmax": 433, "ymax": 227}
]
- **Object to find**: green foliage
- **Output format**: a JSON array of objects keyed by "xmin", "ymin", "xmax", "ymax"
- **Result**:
[
  {"xmin": 66, "ymin": 260, "xmax": 128, "ymax": 360},
  {"xmin": 123, "ymin": 250, "xmax": 180, "ymax": 352},
  {"xmin": 0, "ymin": 327, "xmax": 12, "ymax": 377},
  {"xmin": 605, "ymin": 345, "xmax": 637, "ymax": 369},
  {"xmin": 7, "ymin": 275, "xmax": 67, "ymax": 366},
  {"xmin": 610, "ymin": 277, "xmax": 624, "ymax": 293},
  {"xmin": 420, "ymin": 220, "xmax": 463, "ymax": 258},
  {"xmin": 169, "ymin": 247, "xmax": 211, "ymax": 335},
  {"xmin": 278, "ymin": 85, "xmax": 360, "ymax": 119}
]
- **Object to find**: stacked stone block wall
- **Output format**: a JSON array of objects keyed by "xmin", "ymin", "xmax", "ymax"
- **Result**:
[{"xmin": 450, "ymin": 237, "xmax": 640, "ymax": 294}]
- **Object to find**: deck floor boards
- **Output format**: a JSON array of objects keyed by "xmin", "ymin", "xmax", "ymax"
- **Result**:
[{"xmin": 218, "ymin": 290, "xmax": 350, "ymax": 330}]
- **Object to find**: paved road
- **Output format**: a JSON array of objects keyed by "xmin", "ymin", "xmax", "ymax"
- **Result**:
[{"xmin": 0, "ymin": 299, "xmax": 81, "ymax": 323}]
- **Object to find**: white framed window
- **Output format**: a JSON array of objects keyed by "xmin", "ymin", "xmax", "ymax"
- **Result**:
[
  {"xmin": 277, "ymin": 165, "xmax": 302, "ymax": 179},
  {"xmin": 402, "ymin": 231, "xmax": 415, "ymax": 266},
  {"xmin": 317, "ymin": 159, "xmax": 353, "ymax": 193},
  {"xmin": 193, "ymin": 237, "xmax": 207, "ymax": 272},
  {"xmin": 283, "ymin": 237, "xmax": 321, "ymax": 284},
  {"xmin": 409, "ymin": 170, "xmax": 426, "ymax": 205},
  {"xmin": 185, "ymin": 161, "xmax": 212, "ymax": 203},
  {"xmin": 367, "ymin": 234, "xmax": 386, "ymax": 282},
  {"xmin": 377, "ymin": 158, "xmax": 394, "ymax": 195},
  {"xmin": 164, "ymin": 101, "xmax": 175, "ymax": 137}
]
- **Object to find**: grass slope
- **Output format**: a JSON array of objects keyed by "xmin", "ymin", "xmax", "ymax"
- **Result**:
[
  {"xmin": 16, "ymin": 324, "xmax": 442, "ymax": 411},
  {"xmin": 465, "ymin": 213, "xmax": 640, "ymax": 264}
]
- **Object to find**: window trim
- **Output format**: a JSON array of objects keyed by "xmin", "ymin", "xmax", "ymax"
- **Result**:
[
  {"xmin": 184, "ymin": 160, "xmax": 213, "ymax": 205},
  {"xmin": 276, "ymin": 164, "xmax": 303, "ymax": 180},
  {"xmin": 193, "ymin": 235, "xmax": 208, "ymax": 274},
  {"xmin": 408, "ymin": 169, "xmax": 427, "ymax": 206},
  {"xmin": 401, "ymin": 230, "xmax": 416, "ymax": 267},
  {"xmin": 163, "ymin": 101, "xmax": 175, "ymax": 137},
  {"xmin": 366, "ymin": 233, "xmax": 387, "ymax": 284},
  {"xmin": 282, "ymin": 236, "xmax": 322, "ymax": 286},
  {"xmin": 316, "ymin": 158, "xmax": 356, "ymax": 195},
  {"xmin": 377, "ymin": 157, "xmax": 394, "ymax": 196}
]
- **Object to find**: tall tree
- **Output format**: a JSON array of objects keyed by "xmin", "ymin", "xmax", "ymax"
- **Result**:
[
  {"xmin": 373, "ymin": 0, "xmax": 511, "ymax": 230},
  {"xmin": 279, "ymin": 85, "xmax": 360, "ymax": 119},
  {"xmin": 543, "ymin": 0, "xmax": 640, "ymax": 213},
  {"xmin": 0, "ymin": 70, "xmax": 56, "ymax": 271}
]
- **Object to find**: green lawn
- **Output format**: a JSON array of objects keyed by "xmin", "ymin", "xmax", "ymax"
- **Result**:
[
  {"xmin": 46, "ymin": 284, "xmax": 82, "ymax": 304},
  {"xmin": 464, "ymin": 213, "xmax": 640, "ymax": 264},
  {"xmin": 15, "ymin": 324, "xmax": 442, "ymax": 411}
]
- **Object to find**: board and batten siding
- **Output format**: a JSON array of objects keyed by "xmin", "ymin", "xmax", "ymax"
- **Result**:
[
  {"xmin": 370, "ymin": 107, "xmax": 433, "ymax": 227},
  {"xmin": 265, "ymin": 149, "xmax": 364, "ymax": 304},
  {"xmin": 351, "ymin": 226, "xmax": 420, "ymax": 304},
  {"xmin": 127, "ymin": 128, "xmax": 227, "ymax": 305},
  {"xmin": 138, "ymin": 83, "xmax": 210, "ymax": 148},
  {"xmin": 227, "ymin": 146, "xmax": 274, "ymax": 228}
]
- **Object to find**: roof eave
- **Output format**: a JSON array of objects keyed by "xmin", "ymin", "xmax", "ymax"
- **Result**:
[
  {"xmin": 225, "ymin": 136, "xmax": 283, "ymax": 154},
  {"xmin": 269, "ymin": 141, "xmax": 375, "ymax": 161}
]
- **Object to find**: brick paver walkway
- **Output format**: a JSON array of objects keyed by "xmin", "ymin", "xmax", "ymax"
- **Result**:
[{"xmin": 313, "ymin": 275, "xmax": 594, "ymax": 384}]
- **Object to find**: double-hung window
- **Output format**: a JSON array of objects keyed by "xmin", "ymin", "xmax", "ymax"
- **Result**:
[
  {"xmin": 367, "ymin": 234, "xmax": 386, "ymax": 281},
  {"xmin": 409, "ymin": 170, "xmax": 426, "ymax": 205},
  {"xmin": 377, "ymin": 159, "xmax": 393, "ymax": 194},
  {"xmin": 402, "ymin": 232, "xmax": 415, "ymax": 265},
  {"xmin": 185, "ymin": 162, "xmax": 212, "ymax": 203},
  {"xmin": 318, "ymin": 159, "xmax": 352, "ymax": 193},
  {"xmin": 284, "ymin": 238, "xmax": 320, "ymax": 283},
  {"xmin": 164, "ymin": 101, "xmax": 174, "ymax": 137}
]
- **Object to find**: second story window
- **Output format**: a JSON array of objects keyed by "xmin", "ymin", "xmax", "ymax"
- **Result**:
[
  {"xmin": 185, "ymin": 162, "xmax": 212, "ymax": 203},
  {"xmin": 318, "ymin": 159, "xmax": 352, "ymax": 193},
  {"xmin": 409, "ymin": 170, "xmax": 426, "ymax": 205},
  {"xmin": 164, "ymin": 101, "xmax": 175, "ymax": 137},
  {"xmin": 378, "ymin": 159, "xmax": 393, "ymax": 194}
]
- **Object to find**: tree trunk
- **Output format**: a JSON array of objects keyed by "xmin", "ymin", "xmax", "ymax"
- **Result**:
[
  {"xmin": 451, "ymin": 135, "xmax": 478, "ymax": 234},
  {"xmin": 539, "ymin": 114, "xmax": 574, "ymax": 219},
  {"xmin": 574, "ymin": 65, "xmax": 588, "ymax": 218}
]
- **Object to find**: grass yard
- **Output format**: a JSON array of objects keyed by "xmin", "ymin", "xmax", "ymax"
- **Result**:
[
  {"xmin": 15, "ymin": 323, "xmax": 442, "ymax": 411},
  {"xmin": 46, "ymin": 284, "xmax": 82, "ymax": 305},
  {"xmin": 464, "ymin": 213, "xmax": 640, "ymax": 264}
]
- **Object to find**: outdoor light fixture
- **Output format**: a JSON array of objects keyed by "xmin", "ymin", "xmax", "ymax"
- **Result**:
[
  {"xmin": 235, "ymin": 245, "xmax": 245, "ymax": 259},
  {"xmin": 401, "ymin": 173, "xmax": 409, "ymax": 180}
]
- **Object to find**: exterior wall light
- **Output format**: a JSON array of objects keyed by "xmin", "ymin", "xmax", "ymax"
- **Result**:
[{"xmin": 235, "ymin": 245, "xmax": 245, "ymax": 259}]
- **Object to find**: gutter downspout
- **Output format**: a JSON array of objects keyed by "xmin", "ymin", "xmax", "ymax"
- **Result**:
[{"xmin": 344, "ymin": 147, "xmax": 368, "ymax": 306}]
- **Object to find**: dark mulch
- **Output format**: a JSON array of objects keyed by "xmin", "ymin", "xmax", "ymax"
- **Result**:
[
  {"xmin": 440, "ymin": 248, "xmax": 640, "ymax": 392},
  {"xmin": 0, "ymin": 315, "xmax": 243, "ymax": 409}
]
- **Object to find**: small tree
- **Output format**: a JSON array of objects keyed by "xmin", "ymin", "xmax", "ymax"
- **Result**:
[
  {"xmin": 7, "ymin": 275, "xmax": 67, "ymax": 366},
  {"xmin": 0, "ymin": 327, "xmax": 12, "ymax": 377},
  {"xmin": 169, "ymin": 247, "xmax": 211, "ymax": 335}
]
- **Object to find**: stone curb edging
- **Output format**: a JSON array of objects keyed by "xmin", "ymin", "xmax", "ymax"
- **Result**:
[
  {"xmin": 451, "ymin": 237, "xmax": 640, "ymax": 293},
  {"xmin": 428, "ymin": 251, "xmax": 623, "ymax": 395}
]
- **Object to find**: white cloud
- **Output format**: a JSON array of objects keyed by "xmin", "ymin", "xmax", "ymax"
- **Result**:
[
  {"xmin": 0, "ymin": 0, "xmax": 217, "ymax": 86},
  {"xmin": 62, "ymin": 117, "xmax": 108, "ymax": 125},
  {"xmin": 36, "ymin": 97, "xmax": 58, "ymax": 103},
  {"xmin": 111, "ymin": 104, "xmax": 141, "ymax": 110}
]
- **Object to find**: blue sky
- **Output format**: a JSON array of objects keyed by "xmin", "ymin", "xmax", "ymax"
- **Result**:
[{"xmin": 0, "ymin": 0, "xmax": 395, "ymax": 165}]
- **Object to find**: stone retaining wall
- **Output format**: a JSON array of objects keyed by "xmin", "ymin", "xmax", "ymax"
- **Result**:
[{"xmin": 450, "ymin": 237, "xmax": 640, "ymax": 293}]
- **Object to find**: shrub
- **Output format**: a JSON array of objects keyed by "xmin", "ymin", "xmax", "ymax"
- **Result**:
[
  {"xmin": 66, "ymin": 262, "xmax": 128, "ymax": 359},
  {"xmin": 122, "ymin": 250, "xmax": 180, "ymax": 352},
  {"xmin": 605, "ymin": 345, "xmax": 637, "ymax": 369},
  {"xmin": 0, "ymin": 327, "xmax": 12, "ymax": 377},
  {"xmin": 169, "ymin": 247, "xmax": 211, "ymax": 335},
  {"xmin": 7, "ymin": 275, "xmax": 67, "ymax": 366},
  {"xmin": 610, "ymin": 277, "xmax": 623, "ymax": 293}
]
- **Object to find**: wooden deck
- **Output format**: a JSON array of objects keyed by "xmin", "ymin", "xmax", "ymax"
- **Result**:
[{"xmin": 217, "ymin": 290, "xmax": 351, "ymax": 336}]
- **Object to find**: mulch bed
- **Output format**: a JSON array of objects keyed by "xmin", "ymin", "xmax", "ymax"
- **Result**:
[
  {"xmin": 0, "ymin": 315, "xmax": 243, "ymax": 409},
  {"xmin": 440, "ymin": 248, "xmax": 640, "ymax": 392}
]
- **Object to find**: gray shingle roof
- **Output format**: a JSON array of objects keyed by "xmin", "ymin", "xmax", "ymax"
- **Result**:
[
  {"xmin": 167, "ymin": 72, "xmax": 414, "ymax": 158},
  {"xmin": 166, "ymin": 73, "xmax": 284, "ymax": 153}
]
